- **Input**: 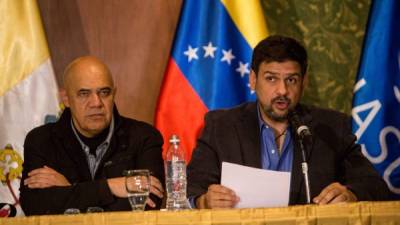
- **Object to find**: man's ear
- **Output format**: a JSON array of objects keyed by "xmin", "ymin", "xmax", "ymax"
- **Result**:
[
  {"xmin": 60, "ymin": 89, "xmax": 70, "ymax": 107},
  {"xmin": 249, "ymin": 70, "xmax": 257, "ymax": 91}
]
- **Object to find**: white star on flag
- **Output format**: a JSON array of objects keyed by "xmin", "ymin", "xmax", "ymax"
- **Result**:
[
  {"xmin": 236, "ymin": 61, "xmax": 250, "ymax": 77},
  {"xmin": 184, "ymin": 45, "xmax": 199, "ymax": 62},
  {"xmin": 221, "ymin": 49, "xmax": 235, "ymax": 65},
  {"xmin": 247, "ymin": 83, "xmax": 255, "ymax": 94},
  {"xmin": 203, "ymin": 42, "xmax": 217, "ymax": 58}
]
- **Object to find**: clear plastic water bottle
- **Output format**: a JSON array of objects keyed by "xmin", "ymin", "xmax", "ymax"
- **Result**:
[{"xmin": 165, "ymin": 135, "xmax": 191, "ymax": 210}]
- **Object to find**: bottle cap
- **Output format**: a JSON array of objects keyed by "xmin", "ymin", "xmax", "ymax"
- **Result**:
[{"xmin": 169, "ymin": 134, "xmax": 180, "ymax": 145}]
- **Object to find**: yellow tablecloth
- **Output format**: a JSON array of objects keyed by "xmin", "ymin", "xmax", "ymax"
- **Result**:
[{"xmin": 1, "ymin": 201, "xmax": 399, "ymax": 225}]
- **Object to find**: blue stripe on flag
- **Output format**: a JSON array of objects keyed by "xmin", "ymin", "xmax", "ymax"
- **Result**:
[
  {"xmin": 171, "ymin": 0, "xmax": 256, "ymax": 110},
  {"xmin": 352, "ymin": 0, "xmax": 400, "ymax": 198}
]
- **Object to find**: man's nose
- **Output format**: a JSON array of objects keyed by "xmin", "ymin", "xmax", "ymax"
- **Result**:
[
  {"xmin": 88, "ymin": 92, "xmax": 103, "ymax": 107},
  {"xmin": 276, "ymin": 80, "xmax": 288, "ymax": 95}
]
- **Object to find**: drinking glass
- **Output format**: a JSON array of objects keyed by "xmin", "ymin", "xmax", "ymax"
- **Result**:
[
  {"xmin": 125, "ymin": 169, "xmax": 150, "ymax": 211},
  {"xmin": 64, "ymin": 208, "xmax": 80, "ymax": 214},
  {"xmin": 86, "ymin": 206, "xmax": 104, "ymax": 213}
]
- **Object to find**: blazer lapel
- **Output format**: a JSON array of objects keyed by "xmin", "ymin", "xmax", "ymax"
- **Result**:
[
  {"xmin": 234, "ymin": 103, "xmax": 262, "ymax": 168},
  {"xmin": 289, "ymin": 134, "xmax": 304, "ymax": 204},
  {"xmin": 98, "ymin": 129, "xmax": 127, "ymax": 169}
]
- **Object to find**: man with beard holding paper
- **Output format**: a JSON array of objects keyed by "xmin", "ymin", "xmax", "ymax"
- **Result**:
[{"xmin": 187, "ymin": 35, "xmax": 390, "ymax": 209}]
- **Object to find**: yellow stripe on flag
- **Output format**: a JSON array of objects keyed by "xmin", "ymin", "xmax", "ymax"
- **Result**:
[
  {"xmin": 0, "ymin": 1, "xmax": 59, "ymax": 216},
  {"xmin": 0, "ymin": 0, "xmax": 50, "ymax": 97},
  {"xmin": 221, "ymin": 0, "xmax": 269, "ymax": 48}
]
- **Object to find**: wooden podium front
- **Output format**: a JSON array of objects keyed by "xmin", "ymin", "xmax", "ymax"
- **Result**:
[{"xmin": 1, "ymin": 201, "xmax": 399, "ymax": 225}]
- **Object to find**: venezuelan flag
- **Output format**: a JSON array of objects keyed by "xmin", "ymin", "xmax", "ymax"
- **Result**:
[
  {"xmin": 155, "ymin": 0, "xmax": 268, "ymax": 162},
  {"xmin": 0, "ymin": 1, "xmax": 59, "ymax": 216}
]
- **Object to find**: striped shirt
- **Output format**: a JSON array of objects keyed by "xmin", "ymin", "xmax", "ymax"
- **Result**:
[{"xmin": 71, "ymin": 117, "xmax": 114, "ymax": 179}]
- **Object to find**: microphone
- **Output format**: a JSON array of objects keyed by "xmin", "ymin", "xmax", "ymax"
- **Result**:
[
  {"xmin": 288, "ymin": 111, "xmax": 312, "ymax": 142},
  {"xmin": 288, "ymin": 110, "xmax": 312, "ymax": 204}
]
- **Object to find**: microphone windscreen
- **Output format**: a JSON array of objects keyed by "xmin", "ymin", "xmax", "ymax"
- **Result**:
[{"xmin": 288, "ymin": 110, "xmax": 312, "ymax": 138}]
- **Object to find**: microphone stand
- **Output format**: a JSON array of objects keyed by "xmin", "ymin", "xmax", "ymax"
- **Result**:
[
  {"xmin": 299, "ymin": 138, "xmax": 311, "ymax": 204},
  {"xmin": 289, "ymin": 110, "xmax": 312, "ymax": 204}
]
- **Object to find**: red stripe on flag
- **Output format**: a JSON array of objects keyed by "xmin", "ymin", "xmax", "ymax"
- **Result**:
[{"xmin": 155, "ymin": 59, "xmax": 208, "ymax": 163}]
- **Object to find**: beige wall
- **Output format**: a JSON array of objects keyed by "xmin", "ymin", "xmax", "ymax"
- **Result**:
[{"xmin": 38, "ymin": 0, "xmax": 182, "ymax": 124}]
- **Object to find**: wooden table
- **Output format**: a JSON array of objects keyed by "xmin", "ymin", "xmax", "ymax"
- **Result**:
[{"xmin": 1, "ymin": 201, "xmax": 399, "ymax": 225}]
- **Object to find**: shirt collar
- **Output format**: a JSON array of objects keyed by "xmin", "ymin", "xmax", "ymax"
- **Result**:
[
  {"xmin": 256, "ymin": 103, "xmax": 269, "ymax": 131},
  {"xmin": 71, "ymin": 115, "xmax": 115, "ymax": 153}
]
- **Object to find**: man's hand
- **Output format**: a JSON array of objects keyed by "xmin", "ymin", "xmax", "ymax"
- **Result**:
[
  {"xmin": 313, "ymin": 182, "xmax": 357, "ymax": 205},
  {"xmin": 107, "ymin": 176, "xmax": 164, "ymax": 208},
  {"xmin": 149, "ymin": 176, "xmax": 164, "ymax": 203},
  {"xmin": 24, "ymin": 166, "xmax": 71, "ymax": 188},
  {"xmin": 196, "ymin": 184, "xmax": 239, "ymax": 209}
]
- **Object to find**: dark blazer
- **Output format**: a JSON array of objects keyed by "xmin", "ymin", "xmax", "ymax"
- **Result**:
[
  {"xmin": 187, "ymin": 102, "xmax": 390, "ymax": 205},
  {"xmin": 20, "ymin": 107, "xmax": 164, "ymax": 215}
]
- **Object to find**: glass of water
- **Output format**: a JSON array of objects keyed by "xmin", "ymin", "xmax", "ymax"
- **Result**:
[{"xmin": 125, "ymin": 169, "xmax": 150, "ymax": 211}]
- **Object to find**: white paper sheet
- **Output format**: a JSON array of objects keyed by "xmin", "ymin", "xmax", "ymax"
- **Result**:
[{"xmin": 221, "ymin": 162, "xmax": 290, "ymax": 208}]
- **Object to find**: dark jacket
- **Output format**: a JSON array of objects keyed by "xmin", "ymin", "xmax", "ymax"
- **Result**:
[
  {"xmin": 187, "ymin": 102, "xmax": 390, "ymax": 205},
  {"xmin": 20, "ymin": 107, "xmax": 164, "ymax": 215}
]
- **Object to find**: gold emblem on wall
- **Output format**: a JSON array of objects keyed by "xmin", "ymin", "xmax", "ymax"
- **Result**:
[{"xmin": 0, "ymin": 144, "xmax": 23, "ymax": 183}]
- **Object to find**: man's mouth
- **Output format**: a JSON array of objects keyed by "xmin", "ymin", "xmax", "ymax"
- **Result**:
[
  {"xmin": 272, "ymin": 97, "xmax": 291, "ymax": 110},
  {"xmin": 87, "ymin": 113, "xmax": 105, "ymax": 119},
  {"xmin": 274, "ymin": 100, "xmax": 289, "ymax": 110}
]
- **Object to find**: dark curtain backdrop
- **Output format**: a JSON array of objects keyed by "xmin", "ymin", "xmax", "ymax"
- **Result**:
[
  {"xmin": 38, "ymin": 0, "xmax": 370, "ymax": 124},
  {"xmin": 37, "ymin": 0, "xmax": 182, "ymax": 124}
]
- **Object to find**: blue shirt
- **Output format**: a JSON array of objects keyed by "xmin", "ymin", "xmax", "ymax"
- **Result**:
[
  {"xmin": 189, "ymin": 106, "xmax": 294, "ymax": 208},
  {"xmin": 258, "ymin": 107, "xmax": 293, "ymax": 172}
]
